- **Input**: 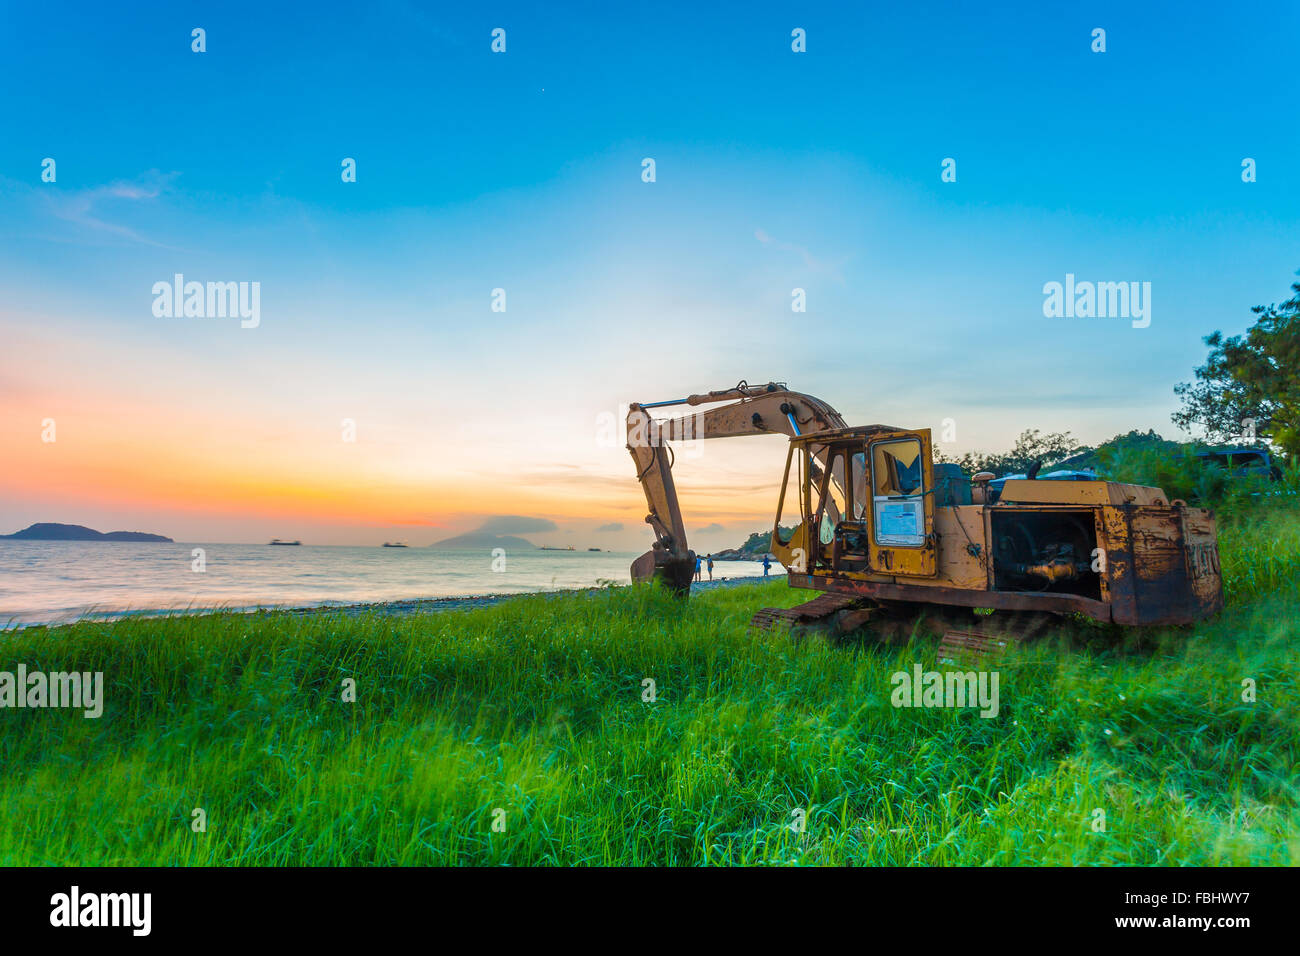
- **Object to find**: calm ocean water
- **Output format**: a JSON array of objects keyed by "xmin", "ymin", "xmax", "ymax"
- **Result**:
[{"xmin": 0, "ymin": 541, "xmax": 770, "ymax": 628}]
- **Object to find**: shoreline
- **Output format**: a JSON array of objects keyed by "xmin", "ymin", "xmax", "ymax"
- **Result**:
[
  {"xmin": 4, "ymin": 574, "xmax": 775, "ymax": 632},
  {"xmin": 286, "ymin": 574, "xmax": 769, "ymax": 618}
]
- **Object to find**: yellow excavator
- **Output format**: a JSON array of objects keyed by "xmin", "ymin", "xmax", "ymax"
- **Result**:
[{"xmin": 627, "ymin": 382, "xmax": 1223, "ymax": 634}]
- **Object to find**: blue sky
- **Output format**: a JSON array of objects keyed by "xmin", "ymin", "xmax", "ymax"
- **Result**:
[{"xmin": 1, "ymin": 1, "xmax": 1297, "ymax": 544}]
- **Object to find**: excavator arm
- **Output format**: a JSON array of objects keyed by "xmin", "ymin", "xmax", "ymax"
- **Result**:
[{"xmin": 626, "ymin": 381, "xmax": 849, "ymax": 592}]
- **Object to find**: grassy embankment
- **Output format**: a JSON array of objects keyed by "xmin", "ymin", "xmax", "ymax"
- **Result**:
[{"xmin": 1, "ymin": 502, "xmax": 1297, "ymax": 865}]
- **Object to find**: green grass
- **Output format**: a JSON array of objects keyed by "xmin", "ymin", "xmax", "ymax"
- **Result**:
[
  {"xmin": 1219, "ymin": 499, "xmax": 1300, "ymax": 604},
  {"xmin": 1, "ymin": 506, "xmax": 1297, "ymax": 866}
]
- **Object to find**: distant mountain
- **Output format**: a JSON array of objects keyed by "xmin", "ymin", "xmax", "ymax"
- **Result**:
[
  {"xmin": 0, "ymin": 522, "xmax": 173, "ymax": 543},
  {"xmin": 429, "ymin": 532, "xmax": 536, "ymax": 550}
]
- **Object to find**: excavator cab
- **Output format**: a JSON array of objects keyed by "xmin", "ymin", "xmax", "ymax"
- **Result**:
[{"xmin": 771, "ymin": 427, "xmax": 938, "ymax": 579}]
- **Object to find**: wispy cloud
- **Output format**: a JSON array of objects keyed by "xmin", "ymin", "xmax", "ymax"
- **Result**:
[
  {"xmin": 754, "ymin": 228, "xmax": 849, "ymax": 280},
  {"xmin": 43, "ymin": 170, "xmax": 178, "ymax": 247}
]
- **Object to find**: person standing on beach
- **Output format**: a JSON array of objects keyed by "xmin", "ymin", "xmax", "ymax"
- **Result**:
[
  {"xmin": 762, "ymin": 553, "xmax": 772, "ymax": 577},
  {"xmin": 694, "ymin": 555, "xmax": 702, "ymax": 582},
  {"xmin": 706, "ymin": 554, "xmax": 714, "ymax": 580}
]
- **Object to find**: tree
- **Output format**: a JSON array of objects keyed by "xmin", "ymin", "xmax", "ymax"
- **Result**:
[
  {"xmin": 936, "ymin": 429, "xmax": 1090, "ymax": 476},
  {"xmin": 1173, "ymin": 272, "xmax": 1300, "ymax": 456},
  {"xmin": 737, "ymin": 527, "xmax": 790, "ymax": 554}
]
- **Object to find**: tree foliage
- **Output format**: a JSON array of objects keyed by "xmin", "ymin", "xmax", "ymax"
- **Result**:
[
  {"xmin": 734, "ymin": 527, "xmax": 790, "ymax": 554},
  {"xmin": 936, "ymin": 429, "xmax": 1090, "ymax": 476},
  {"xmin": 1173, "ymin": 273, "xmax": 1300, "ymax": 456}
]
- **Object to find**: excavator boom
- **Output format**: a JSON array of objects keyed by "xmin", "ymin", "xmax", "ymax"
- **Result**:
[{"xmin": 626, "ymin": 381, "xmax": 848, "ymax": 592}]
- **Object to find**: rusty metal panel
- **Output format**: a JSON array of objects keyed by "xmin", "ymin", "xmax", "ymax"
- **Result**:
[
  {"xmin": 1100, "ymin": 505, "xmax": 1138, "ymax": 624},
  {"xmin": 1121, "ymin": 506, "xmax": 1223, "ymax": 625},
  {"xmin": 999, "ymin": 481, "xmax": 1168, "ymax": 506},
  {"xmin": 1132, "ymin": 508, "xmax": 1185, "ymax": 581},
  {"xmin": 999, "ymin": 480, "xmax": 1111, "ymax": 505},
  {"xmin": 1107, "ymin": 483, "xmax": 1171, "ymax": 506},
  {"xmin": 1180, "ymin": 507, "xmax": 1225, "ymax": 616},
  {"xmin": 930, "ymin": 505, "xmax": 989, "ymax": 589}
]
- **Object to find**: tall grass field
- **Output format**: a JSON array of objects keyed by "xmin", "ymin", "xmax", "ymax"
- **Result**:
[{"xmin": 2, "ymin": 503, "xmax": 1297, "ymax": 866}]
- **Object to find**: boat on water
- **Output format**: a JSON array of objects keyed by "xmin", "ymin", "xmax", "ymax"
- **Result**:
[
  {"xmin": 539, "ymin": 545, "xmax": 575, "ymax": 551},
  {"xmin": 382, "ymin": 542, "xmax": 408, "ymax": 548},
  {"xmin": 587, "ymin": 547, "xmax": 601, "ymax": 552},
  {"xmin": 269, "ymin": 539, "xmax": 302, "ymax": 546}
]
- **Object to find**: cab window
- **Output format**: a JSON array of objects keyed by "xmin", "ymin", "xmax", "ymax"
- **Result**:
[
  {"xmin": 851, "ymin": 452, "xmax": 867, "ymax": 519},
  {"xmin": 817, "ymin": 450, "xmax": 848, "ymax": 545},
  {"xmin": 871, "ymin": 438, "xmax": 925, "ymax": 547}
]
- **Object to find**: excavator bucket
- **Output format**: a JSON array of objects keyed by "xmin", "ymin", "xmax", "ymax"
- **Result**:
[{"xmin": 631, "ymin": 549, "xmax": 696, "ymax": 595}]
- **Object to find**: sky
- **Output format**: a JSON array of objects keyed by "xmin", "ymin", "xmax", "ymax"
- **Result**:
[{"xmin": 1, "ymin": 1, "xmax": 1297, "ymax": 548}]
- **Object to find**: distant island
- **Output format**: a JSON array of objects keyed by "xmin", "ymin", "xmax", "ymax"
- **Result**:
[
  {"xmin": 429, "ymin": 532, "xmax": 537, "ymax": 550},
  {"xmin": 1, "ymin": 522, "xmax": 173, "ymax": 543}
]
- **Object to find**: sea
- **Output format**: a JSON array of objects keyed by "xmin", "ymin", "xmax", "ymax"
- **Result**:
[{"xmin": 0, "ymin": 541, "xmax": 771, "ymax": 629}]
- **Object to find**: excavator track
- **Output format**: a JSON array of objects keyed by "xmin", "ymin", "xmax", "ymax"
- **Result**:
[
  {"xmin": 750, "ymin": 595, "xmax": 1062, "ymax": 646},
  {"xmin": 935, "ymin": 611, "xmax": 1058, "ymax": 664},
  {"xmin": 935, "ymin": 629, "xmax": 1012, "ymax": 666},
  {"xmin": 749, "ymin": 592, "xmax": 869, "ymax": 633}
]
